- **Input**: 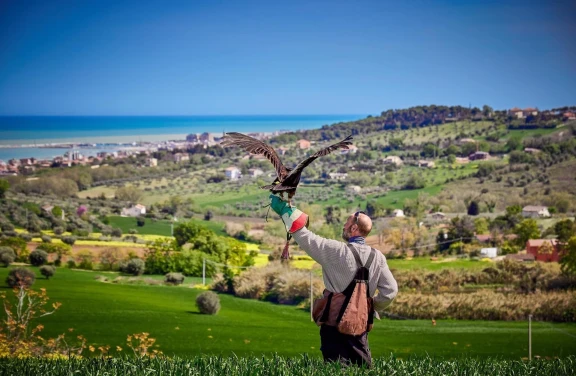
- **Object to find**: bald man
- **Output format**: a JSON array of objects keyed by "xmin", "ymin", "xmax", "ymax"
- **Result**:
[{"xmin": 269, "ymin": 196, "xmax": 398, "ymax": 367}]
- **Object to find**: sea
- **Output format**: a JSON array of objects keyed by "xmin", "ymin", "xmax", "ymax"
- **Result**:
[{"xmin": 0, "ymin": 115, "xmax": 362, "ymax": 161}]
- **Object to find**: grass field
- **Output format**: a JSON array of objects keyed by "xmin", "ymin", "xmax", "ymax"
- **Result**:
[
  {"xmin": 1, "ymin": 267, "xmax": 575, "ymax": 359},
  {"xmin": 106, "ymin": 216, "xmax": 227, "ymax": 237}
]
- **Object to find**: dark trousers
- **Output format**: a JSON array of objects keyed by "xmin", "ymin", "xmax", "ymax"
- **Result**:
[{"xmin": 319, "ymin": 325, "xmax": 372, "ymax": 368}]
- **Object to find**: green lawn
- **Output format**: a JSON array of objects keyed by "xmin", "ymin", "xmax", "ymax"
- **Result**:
[
  {"xmin": 1, "ymin": 267, "xmax": 575, "ymax": 359},
  {"xmin": 387, "ymin": 257, "xmax": 495, "ymax": 271},
  {"xmin": 106, "ymin": 216, "xmax": 227, "ymax": 237}
]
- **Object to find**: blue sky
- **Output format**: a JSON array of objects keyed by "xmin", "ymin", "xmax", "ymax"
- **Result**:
[{"xmin": 0, "ymin": 0, "xmax": 574, "ymax": 115}]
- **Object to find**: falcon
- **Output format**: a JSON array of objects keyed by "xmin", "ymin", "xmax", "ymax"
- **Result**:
[{"xmin": 221, "ymin": 132, "xmax": 353, "ymax": 205}]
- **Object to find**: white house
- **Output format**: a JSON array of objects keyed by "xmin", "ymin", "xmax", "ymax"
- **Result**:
[
  {"xmin": 121, "ymin": 204, "xmax": 146, "ymax": 217},
  {"xmin": 480, "ymin": 248, "xmax": 498, "ymax": 258},
  {"xmin": 173, "ymin": 153, "xmax": 189, "ymax": 163},
  {"xmin": 346, "ymin": 185, "xmax": 362, "ymax": 194},
  {"xmin": 328, "ymin": 172, "xmax": 348, "ymax": 180},
  {"xmin": 145, "ymin": 158, "xmax": 158, "ymax": 167},
  {"xmin": 225, "ymin": 166, "xmax": 241, "ymax": 180},
  {"xmin": 522, "ymin": 205, "xmax": 550, "ymax": 218},
  {"xmin": 392, "ymin": 209, "xmax": 405, "ymax": 218},
  {"xmin": 383, "ymin": 156, "xmax": 403, "ymax": 166}
]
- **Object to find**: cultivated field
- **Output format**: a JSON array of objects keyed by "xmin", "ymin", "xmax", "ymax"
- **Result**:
[{"xmin": 1, "ymin": 267, "xmax": 575, "ymax": 359}]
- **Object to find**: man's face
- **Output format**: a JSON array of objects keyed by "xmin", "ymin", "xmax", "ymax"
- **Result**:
[{"xmin": 341, "ymin": 216, "xmax": 355, "ymax": 241}]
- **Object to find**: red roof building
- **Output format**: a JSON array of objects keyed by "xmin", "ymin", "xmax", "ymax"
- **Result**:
[{"xmin": 526, "ymin": 239, "xmax": 560, "ymax": 262}]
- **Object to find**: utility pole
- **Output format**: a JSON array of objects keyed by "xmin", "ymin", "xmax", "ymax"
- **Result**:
[
  {"xmin": 310, "ymin": 270, "xmax": 313, "ymax": 322},
  {"xmin": 202, "ymin": 258, "xmax": 206, "ymax": 286},
  {"xmin": 529, "ymin": 314, "xmax": 532, "ymax": 360}
]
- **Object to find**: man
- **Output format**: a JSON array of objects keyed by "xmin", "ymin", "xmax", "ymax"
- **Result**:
[{"xmin": 270, "ymin": 195, "xmax": 398, "ymax": 367}]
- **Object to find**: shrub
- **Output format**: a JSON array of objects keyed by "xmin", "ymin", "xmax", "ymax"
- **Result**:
[
  {"xmin": 76, "ymin": 250, "xmax": 94, "ymax": 270},
  {"xmin": 121, "ymin": 258, "xmax": 145, "ymax": 276},
  {"xmin": 53, "ymin": 226, "xmax": 64, "ymax": 235},
  {"xmin": 29, "ymin": 249, "xmax": 48, "ymax": 266},
  {"xmin": 129, "ymin": 228, "xmax": 138, "ymax": 234},
  {"xmin": 18, "ymin": 233, "xmax": 32, "ymax": 241},
  {"xmin": 136, "ymin": 217, "xmax": 145, "ymax": 227},
  {"xmin": 6, "ymin": 267, "xmax": 36, "ymax": 288},
  {"xmin": 111, "ymin": 228, "xmax": 123, "ymax": 237},
  {"xmin": 62, "ymin": 236, "xmax": 77, "ymax": 246},
  {"xmin": 41, "ymin": 234, "xmax": 52, "ymax": 243},
  {"xmin": 195, "ymin": 291, "xmax": 220, "ymax": 315},
  {"xmin": 67, "ymin": 260, "xmax": 77, "ymax": 269},
  {"xmin": 40, "ymin": 265, "xmax": 56, "ymax": 279},
  {"xmin": 165, "ymin": 272, "xmax": 185, "ymax": 285},
  {"xmin": 0, "ymin": 246, "xmax": 16, "ymax": 267}
]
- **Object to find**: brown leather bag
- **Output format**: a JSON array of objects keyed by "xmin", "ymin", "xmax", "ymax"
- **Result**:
[{"xmin": 312, "ymin": 246, "xmax": 376, "ymax": 335}]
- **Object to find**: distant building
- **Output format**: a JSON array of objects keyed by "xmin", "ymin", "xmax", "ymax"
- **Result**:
[
  {"xmin": 145, "ymin": 158, "xmax": 158, "ymax": 167},
  {"xmin": 225, "ymin": 166, "xmax": 241, "ymax": 180},
  {"xmin": 347, "ymin": 185, "xmax": 362, "ymax": 193},
  {"xmin": 522, "ymin": 205, "xmax": 550, "ymax": 218},
  {"xmin": 563, "ymin": 112, "xmax": 576, "ymax": 121},
  {"xmin": 328, "ymin": 172, "xmax": 347, "ymax": 180},
  {"xmin": 526, "ymin": 239, "xmax": 560, "ymax": 262},
  {"xmin": 418, "ymin": 160, "xmax": 435, "ymax": 168},
  {"xmin": 340, "ymin": 145, "xmax": 358, "ymax": 154},
  {"xmin": 523, "ymin": 107, "xmax": 538, "ymax": 117},
  {"xmin": 392, "ymin": 209, "xmax": 405, "ymax": 218},
  {"xmin": 509, "ymin": 107, "xmax": 524, "ymax": 118},
  {"xmin": 277, "ymin": 147, "xmax": 288, "ymax": 156},
  {"xmin": 524, "ymin": 148, "xmax": 541, "ymax": 154},
  {"xmin": 430, "ymin": 212, "xmax": 446, "ymax": 220},
  {"xmin": 383, "ymin": 156, "xmax": 403, "ymax": 166},
  {"xmin": 200, "ymin": 132, "xmax": 214, "ymax": 143},
  {"xmin": 173, "ymin": 153, "xmax": 189, "ymax": 163},
  {"xmin": 469, "ymin": 151, "xmax": 490, "ymax": 161},
  {"xmin": 121, "ymin": 204, "xmax": 146, "ymax": 217},
  {"xmin": 186, "ymin": 133, "xmax": 199, "ymax": 142},
  {"xmin": 480, "ymin": 248, "xmax": 498, "ymax": 258},
  {"xmin": 296, "ymin": 139, "xmax": 311, "ymax": 149}
]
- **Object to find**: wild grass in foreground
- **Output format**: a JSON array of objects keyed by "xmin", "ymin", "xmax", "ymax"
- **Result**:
[{"xmin": 1, "ymin": 355, "xmax": 575, "ymax": 376}]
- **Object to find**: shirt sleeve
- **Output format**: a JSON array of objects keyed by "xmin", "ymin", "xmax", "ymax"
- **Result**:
[
  {"xmin": 291, "ymin": 226, "xmax": 348, "ymax": 267},
  {"xmin": 373, "ymin": 257, "xmax": 398, "ymax": 312}
]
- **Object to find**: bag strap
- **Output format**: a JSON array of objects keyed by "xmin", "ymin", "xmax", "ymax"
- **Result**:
[
  {"xmin": 347, "ymin": 244, "xmax": 377, "ymax": 270},
  {"xmin": 348, "ymin": 245, "xmax": 363, "ymax": 268}
]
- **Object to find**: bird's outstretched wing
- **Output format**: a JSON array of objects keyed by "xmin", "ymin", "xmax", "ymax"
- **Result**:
[
  {"xmin": 221, "ymin": 132, "xmax": 288, "ymax": 180},
  {"xmin": 287, "ymin": 135, "xmax": 354, "ymax": 179}
]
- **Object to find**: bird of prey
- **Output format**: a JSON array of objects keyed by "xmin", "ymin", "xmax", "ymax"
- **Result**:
[{"xmin": 221, "ymin": 132, "xmax": 353, "ymax": 205}]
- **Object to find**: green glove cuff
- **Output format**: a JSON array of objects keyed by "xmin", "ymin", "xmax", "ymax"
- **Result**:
[{"xmin": 269, "ymin": 194, "xmax": 308, "ymax": 233}]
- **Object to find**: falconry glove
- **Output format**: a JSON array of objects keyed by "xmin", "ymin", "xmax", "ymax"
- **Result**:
[{"xmin": 269, "ymin": 195, "xmax": 308, "ymax": 234}]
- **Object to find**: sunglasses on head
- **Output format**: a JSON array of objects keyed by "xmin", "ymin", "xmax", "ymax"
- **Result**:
[{"xmin": 354, "ymin": 211, "xmax": 366, "ymax": 225}]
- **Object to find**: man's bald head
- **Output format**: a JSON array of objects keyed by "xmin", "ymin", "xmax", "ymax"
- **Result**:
[
  {"xmin": 342, "ymin": 212, "xmax": 373, "ymax": 241},
  {"xmin": 353, "ymin": 212, "xmax": 372, "ymax": 237}
]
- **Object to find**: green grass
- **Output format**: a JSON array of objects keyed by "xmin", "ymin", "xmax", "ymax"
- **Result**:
[
  {"xmin": 387, "ymin": 257, "xmax": 495, "ymax": 271},
  {"xmin": 107, "ymin": 216, "xmax": 173, "ymax": 236},
  {"xmin": 1, "ymin": 355, "xmax": 575, "ymax": 376},
  {"xmin": 1, "ymin": 267, "xmax": 575, "ymax": 359},
  {"xmin": 106, "ymin": 216, "xmax": 227, "ymax": 237},
  {"xmin": 507, "ymin": 128, "xmax": 562, "ymax": 138}
]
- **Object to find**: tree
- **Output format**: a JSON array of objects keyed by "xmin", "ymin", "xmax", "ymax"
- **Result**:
[
  {"xmin": 514, "ymin": 219, "xmax": 541, "ymax": 247},
  {"xmin": 0, "ymin": 179, "xmax": 9, "ymax": 199},
  {"xmin": 467, "ymin": 201, "xmax": 480, "ymax": 216},
  {"xmin": 115, "ymin": 186, "xmax": 144, "ymax": 203},
  {"xmin": 560, "ymin": 236, "xmax": 576, "ymax": 276},
  {"xmin": 555, "ymin": 219, "xmax": 575, "ymax": 244}
]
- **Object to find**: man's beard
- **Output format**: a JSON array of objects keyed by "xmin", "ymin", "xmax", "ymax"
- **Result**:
[{"xmin": 342, "ymin": 229, "xmax": 350, "ymax": 242}]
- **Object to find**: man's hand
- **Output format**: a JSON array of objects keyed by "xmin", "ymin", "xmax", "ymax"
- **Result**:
[{"xmin": 269, "ymin": 194, "xmax": 308, "ymax": 233}]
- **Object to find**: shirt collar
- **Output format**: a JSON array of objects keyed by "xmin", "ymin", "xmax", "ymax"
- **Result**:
[{"xmin": 348, "ymin": 236, "xmax": 366, "ymax": 245}]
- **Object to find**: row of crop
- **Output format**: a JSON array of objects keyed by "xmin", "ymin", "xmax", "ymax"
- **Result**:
[
  {"xmin": 0, "ymin": 355, "xmax": 574, "ymax": 375},
  {"xmin": 392, "ymin": 259, "xmax": 576, "ymax": 293},
  {"xmin": 387, "ymin": 290, "xmax": 576, "ymax": 322}
]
